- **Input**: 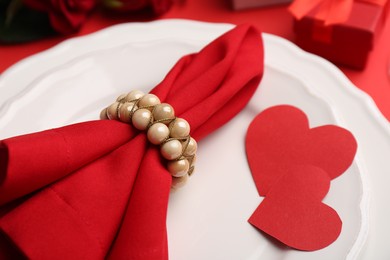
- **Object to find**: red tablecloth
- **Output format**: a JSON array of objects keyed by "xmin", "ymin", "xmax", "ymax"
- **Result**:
[{"xmin": 1, "ymin": 0, "xmax": 389, "ymax": 121}]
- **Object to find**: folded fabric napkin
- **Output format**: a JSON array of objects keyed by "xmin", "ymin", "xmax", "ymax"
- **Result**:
[{"xmin": 0, "ymin": 24, "xmax": 264, "ymax": 259}]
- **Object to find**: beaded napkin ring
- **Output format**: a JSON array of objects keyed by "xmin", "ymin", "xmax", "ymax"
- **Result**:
[{"xmin": 100, "ymin": 90, "xmax": 197, "ymax": 189}]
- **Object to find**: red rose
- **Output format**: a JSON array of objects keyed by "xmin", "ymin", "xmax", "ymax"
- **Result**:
[
  {"xmin": 102, "ymin": 0, "xmax": 173, "ymax": 15},
  {"xmin": 23, "ymin": 0, "xmax": 96, "ymax": 35}
]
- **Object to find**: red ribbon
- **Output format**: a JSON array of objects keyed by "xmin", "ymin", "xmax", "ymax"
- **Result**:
[{"xmin": 289, "ymin": 0, "xmax": 387, "ymax": 25}]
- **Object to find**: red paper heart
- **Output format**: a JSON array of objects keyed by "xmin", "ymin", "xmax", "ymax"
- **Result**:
[
  {"xmin": 249, "ymin": 165, "xmax": 342, "ymax": 251},
  {"xmin": 245, "ymin": 105, "xmax": 357, "ymax": 196}
]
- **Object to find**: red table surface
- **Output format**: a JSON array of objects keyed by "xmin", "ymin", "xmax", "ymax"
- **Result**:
[{"xmin": 0, "ymin": 0, "xmax": 390, "ymax": 121}]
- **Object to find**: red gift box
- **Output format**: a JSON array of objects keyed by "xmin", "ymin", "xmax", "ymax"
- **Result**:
[{"xmin": 292, "ymin": 1, "xmax": 388, "ymax": 69}]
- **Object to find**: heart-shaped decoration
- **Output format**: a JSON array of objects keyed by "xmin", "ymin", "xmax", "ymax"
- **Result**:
[
  {"xmin": 248, "ymin": 165, "xmax": 342, "ymax": 251},
  {"xmin": 245, "ymin": 105, "xmax": 357, "ymax": 196}
]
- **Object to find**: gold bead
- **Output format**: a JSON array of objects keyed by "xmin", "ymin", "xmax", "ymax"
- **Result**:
[
  {"xmin": 147, "ymin": 123, "xmax": 170, "ymax": 145},
  {"xmin": 131, "ymin": 108, "xmax": 152, "ymax": 130},
  {"xmin": 167, "ymin": 159, "xmax": 190, "ymax": 177},
  {"xmin": 170, "ymin": 118, "xmax": 190, "ymax": 138},
  {"xmin": 171, "ymin": 174, "xmax": 189, "ymax": 190},
  {"xmin": 116, "ymin": 93, "xmax": 127, "ymax": 102},
  {"xmin": 107, "ymin": 102, "xmax": 120, "ymax": 120},
  {"xmin": 161, "ymin": 140, "xmax": 182, "ymax": 160},
  {"xmin": 119, "ymin": 102, "xmax": 138, "ymax": 123},
  {"xmin": 189, "ymin": 154, "xmax": 196, "ymax": 167},
  {"xmin": 184, "ymin": 137, "xmax": 197, "ymax": 156},
  {"xmin": 100, "ymin": 108, "xmax": 108, "ymax": 120},
  {"xmin": 126, "ymin": 90, "xmax": 144, "ymax": 101},
  {"xmin": 152, "ymin": 103, "xmax": 175, "ymax": 122},
  {"xmin": 138, "ymin": 94, "xmax": 161, "ymax": 108}
]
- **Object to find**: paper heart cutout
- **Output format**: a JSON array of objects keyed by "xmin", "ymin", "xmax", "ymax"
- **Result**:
[
  {"xmin": 245, "ymin": 105, "xmax": 357, "ymax": 196},
  {"xmin": 248, "ymin": 165, "xmax": 342, "ymax": 251}
]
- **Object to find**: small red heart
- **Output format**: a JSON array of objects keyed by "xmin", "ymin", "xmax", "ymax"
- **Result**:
[
  {"xmin": 245, "ymin": 105, "xmax": 357, "ymax": 196},
  {"xmin": 249, "ymin": 165, "xmax": 342, "ymax": 251}
]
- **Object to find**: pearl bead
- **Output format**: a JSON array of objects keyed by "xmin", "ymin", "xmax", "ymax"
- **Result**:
[
  {"xmin": 116, "ymin": 93, "xmax": 127, "ymax": 102},
  {"xmin": 126, "ymin": 90, "xmax": 144, "ymax": 101},
  {"xmin": 170, "ymin": 118, "xmax": 190, "ymax": 138},
  {"xmin": 147, "ymin": 123, "xmax": 170, "ymax": 145},
  {"xmin": 107, "ymin": 102, "xmax": 120, "ymax": 120},
  {"xmin": 119, "ymin": 102, "xmax": 138, "ymax": 123},
  {"xmin": 184, "ymin": 137, "xmax": 197, "ymax": 156},
  {"xmin": 167, "ymin": 159, "xmax": 189, "ymax": 177},
  {"xmin": 138, "ymin": 94, "xmax": 161, "ymax": 108},
  {"xmin": 161, "ymin": 140, "xmax": 182, "ymax": 160},
  {"xmin": 188, "ymin": 155, "xmax": 196, "ymax": 176},
  {"xmin": 171, "ymin": 174, "xmax": 189, "ymax": 190},
  {"xmin": 100, "ymin": 108, "xmax": 108, "ymax": 119},
  {"xmin": 152, "ymin": 103, "xmax": 175, "ymax": 121},
  {"xmin": 189, "ymin": 155, "xmax": 197, "ymax": 167},
  {"xmin": 132, "ymin": 108, "xmax": 152, "ymax": 130}
]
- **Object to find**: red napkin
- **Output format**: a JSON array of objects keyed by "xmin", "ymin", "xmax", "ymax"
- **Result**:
[{"xmin": 0, "ymin": 25, "xmax": 264, "ymax": 259}]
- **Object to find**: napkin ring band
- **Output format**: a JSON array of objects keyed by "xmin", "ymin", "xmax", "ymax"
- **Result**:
[{"xmin": 101, "ymin": 90, "xmax": 197, "ymax": 189}]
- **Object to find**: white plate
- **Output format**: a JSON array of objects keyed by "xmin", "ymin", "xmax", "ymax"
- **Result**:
[{"xmin": 0, "ymin": 20, "xmax": 389, "ymax": 260}]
